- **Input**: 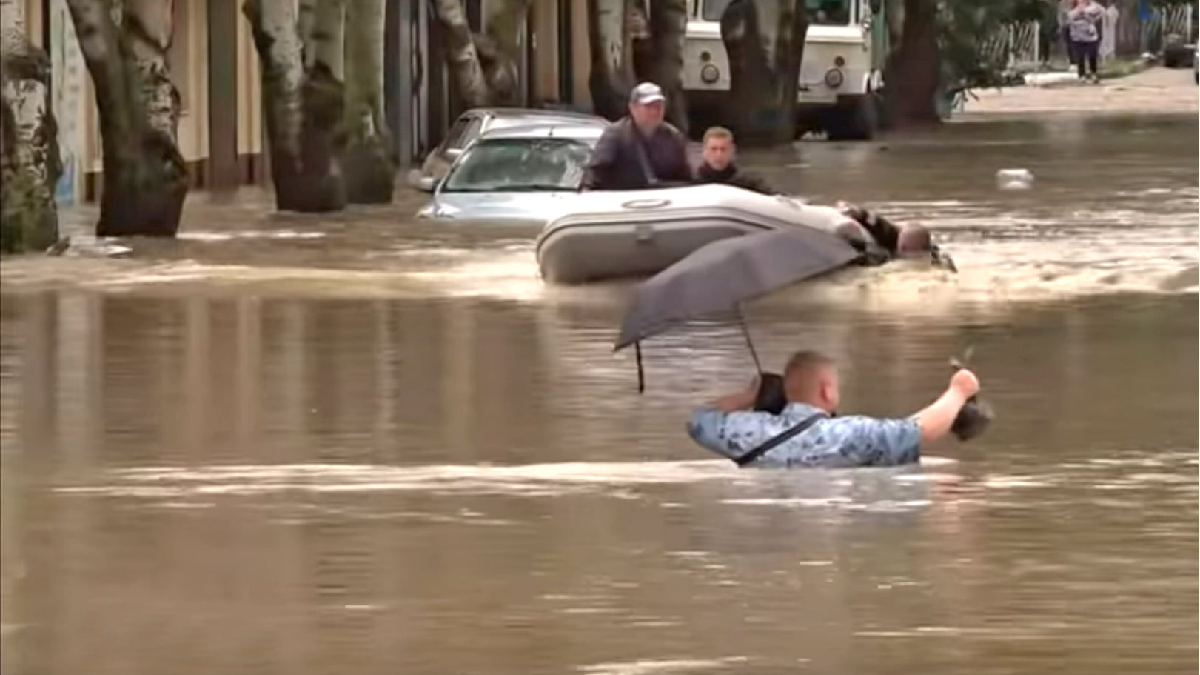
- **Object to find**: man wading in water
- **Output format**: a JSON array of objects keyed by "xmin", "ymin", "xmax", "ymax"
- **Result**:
[
  {"xmin": 687, "ymin": 350, "xmax": 982, "ymax": 468},
  {"xmin": 824, "ymin": 202, "xmax": 957, "ymax": 271}
]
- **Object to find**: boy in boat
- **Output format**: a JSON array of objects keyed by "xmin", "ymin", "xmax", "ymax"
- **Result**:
[{"xmin": 692, "ymin": 127, "xmax": 780, "ymax": 196}]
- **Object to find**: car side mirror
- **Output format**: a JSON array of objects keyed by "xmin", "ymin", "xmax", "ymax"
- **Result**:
[{"xmin": 407, "ymin": 168, "xmax": 438, "ymax": 193}]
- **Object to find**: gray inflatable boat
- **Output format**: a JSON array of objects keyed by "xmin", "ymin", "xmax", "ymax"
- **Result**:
[{"xmin": 535, "ymin": 184, "xmax": 857, "ymax": 285}]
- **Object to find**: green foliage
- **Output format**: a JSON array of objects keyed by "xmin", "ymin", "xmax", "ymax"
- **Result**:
[{"xmin": 934, "ymin": 0, "xmax": 1026, "ymax": 97}]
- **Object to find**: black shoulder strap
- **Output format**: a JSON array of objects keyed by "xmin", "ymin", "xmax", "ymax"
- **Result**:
[
  {"xmin": 734, "ymin": 412, "xmax": 827, "ymax": 467},
  {"xmin": 631, "ymin": 128, "xmax": 660, "ymax": 186}
]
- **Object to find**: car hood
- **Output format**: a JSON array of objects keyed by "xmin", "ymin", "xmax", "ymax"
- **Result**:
[{"xmin": 417, "ymin": 191, "xmax": 583, "ymax": 224}]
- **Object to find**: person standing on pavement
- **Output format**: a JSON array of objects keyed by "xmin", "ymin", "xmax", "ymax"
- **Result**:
[
  {"xmin": 1068, "ymin": 0, "xmax": 1105, "ymax": 83},
  {"xmin": 1058, "ymin": 0, "xmax": 1077, "ymax": 66},
  {"xmin": 581, "ymin": 82, "xmax": 693, "ymax": 191}
]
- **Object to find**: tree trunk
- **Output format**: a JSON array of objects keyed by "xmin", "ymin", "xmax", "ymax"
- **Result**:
[
  {"xmin": 587, "ymin": 0, "xmax": 637, "ymax": 120},
  {"xmin": 65, "ymin": 0, "xmax": 188, "ymax": 237},
  {"xmin": 306, "ymin": 0, "xmax": 344, "ymax": 77},
  {"xmin": 719, "ymin": 0, "xmax": 807, "ymax": 146},
  {"xmin": 126, "ymin": 0, "xmax": 180, "ymax": 141},
  {"xmin": 432, "ymin": 0, "xmax": 490, "ymax": 107},
  {"xmin": 480, "ymin": 0, "xmax": 529, "ymax": 104},
  {"xmin": 243, "ymin": 0, "xmax": 345, "ymax": 212},
  {"xmin": 341, "ymin": 0, "xmax": 394, "ymax": 203},
  {"xmin": 629, "ymin": 0, "xmax": 653, "ymax": 81},
  {"xmin": 769, "ymin": 0, "xmax": 807, "ymax": 143},
  {"xmin": 882, "ymin": 0, "xmax": 940, "ymax": 127},
  {"xmin": 647, "ymin": 0, "xmax": 688, "ymax": 134},
  {"xmin": 1, "ymin": 0, "xmax": 62, "ymax": 254},
  {"xmin": 432, "ymin": 0, "xmax": 527, "ymax": 109}
]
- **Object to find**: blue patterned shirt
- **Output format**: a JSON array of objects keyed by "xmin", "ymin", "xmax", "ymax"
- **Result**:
[{"xmin": 686, "ymin": 402, "xmax": 922, "ymax": 468}]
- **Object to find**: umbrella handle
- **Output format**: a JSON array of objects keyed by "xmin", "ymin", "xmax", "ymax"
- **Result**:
[
  {"xmin": 636, "ymin": 342, "xmax": 645, "ymax": 393},
  {"xmin": 737, "ymin": 306, "xmax": 763, "ymax": 374}
]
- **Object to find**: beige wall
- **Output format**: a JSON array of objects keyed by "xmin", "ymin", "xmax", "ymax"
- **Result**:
[
  {"xmin": 236, "ymin": 2, "xmax": 263, "ymax": 157},
  {"xmin": 23, "ymin": 0, "xmax": 43, "ymax": 47},
  {"xmin": 172, "ymin": 0, "xmax": 210, "ymax": 163},
  {"xmin": 530, "ymin": 0, "xmax": 558, "ymax": 103},
  {"xmin": 571, "ymin": 0, "xmax": 591, "ymax": 108}
]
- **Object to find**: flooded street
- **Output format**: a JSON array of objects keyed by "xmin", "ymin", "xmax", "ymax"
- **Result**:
[{"xmin": 1, "ymin": 114, "xmax": 1197, "ymax": 674}]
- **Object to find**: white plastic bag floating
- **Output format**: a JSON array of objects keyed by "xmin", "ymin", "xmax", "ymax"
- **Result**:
[{"xmin": 996, "ymin": 168, "xmax": 1034, "ymax": 190}]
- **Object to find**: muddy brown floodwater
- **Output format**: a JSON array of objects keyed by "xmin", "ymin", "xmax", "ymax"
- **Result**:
[{"xmin": 1, "ymin": 114, "xmax": 1197, "ymax": 675}]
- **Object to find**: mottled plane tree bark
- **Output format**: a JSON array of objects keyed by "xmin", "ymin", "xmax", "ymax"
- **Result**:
[
  {"xmin": 0, "ymin": 0, "xmax": 61, "ymax": 253},
  {"xmin": 243, "ymin": 0, "xmax": 347, "ymax": 212},
  {"xmin": 587, "ymin": 0, "xmax": 638, "ymax": 120},
  {"xmin": 65, "ymin": 0, "xmax": 188, "ymax": 236},
  {"xmin": 341, "ymin": 0, "xmax": 394, "ymax": 203},
  {"xmin": 646, "ymin": 0, "xmax": 689, "ymax": 134},
  {"xmin": 433, "ymin": 0, "xmax": 527, "ymax": 108}
]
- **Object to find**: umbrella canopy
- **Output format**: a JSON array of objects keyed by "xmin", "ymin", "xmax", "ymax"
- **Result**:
[{"xmin": 614, "ymin": 227, "xmax": 860, "ymax": 352}]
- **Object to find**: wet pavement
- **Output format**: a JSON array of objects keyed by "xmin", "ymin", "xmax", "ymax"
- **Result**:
[{"xmin": 1, "ymin": 113, "xmax": 1196, "ymax": 674}]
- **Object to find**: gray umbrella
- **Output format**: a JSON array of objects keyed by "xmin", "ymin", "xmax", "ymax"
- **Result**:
[{"xmin": 613, "ymin": 227, "xmax": 861, "ymax": 390}]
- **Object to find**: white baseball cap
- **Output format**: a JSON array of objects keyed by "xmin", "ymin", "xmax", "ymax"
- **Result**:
[{"xmin": 630, "ymin": 82, "xmax": 666, "ymax": 105}]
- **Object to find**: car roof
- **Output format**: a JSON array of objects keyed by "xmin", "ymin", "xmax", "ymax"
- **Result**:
[
  {"xmin": 469, "ymin": 106, "xmax": 606, "ymax": 122},
  {"xmin": 473, "ymin": 123, "xmax": 608, "ymax": 142}
]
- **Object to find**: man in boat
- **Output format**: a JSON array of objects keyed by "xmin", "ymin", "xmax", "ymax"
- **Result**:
[
  {"xmin": 833, "ymin": 202, "xmax": 957, "ymax": 271},
  {"xmin": 692, "ymin": 126, "xmax": 780, "ymax": 196},
  {"xmin": 580, "ymin": 82, "xmax": 693, "ymax": 191},
  {"xmin": 686, "ymin": 350, "xmax": 982, "ymax": 468}
]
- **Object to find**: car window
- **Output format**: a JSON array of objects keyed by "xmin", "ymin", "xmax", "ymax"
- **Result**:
[
  {"xmin": 442, "ymin": 116, "xmax": 474, "ymax": 151},
  {"xmin": 486, "ymin": 116, "xmax": 544, "ymax": 133},
  {"xmin": 459, "ymin": 117, "xmax": 483, "ymax": 147},
  {"xmin": 441, "ymin": 138, "xmax": 596, "ymax": 193}
]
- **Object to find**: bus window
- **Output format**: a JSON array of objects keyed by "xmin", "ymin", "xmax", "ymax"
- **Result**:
[
  {"xmin": 808, "ymin": 0, "xmax": 852, "ymax": 25},
  {"xmin": 701, "ymin": 0, "xmax": 734, "ymax": 21},
  {"xmin": 701, "ymin": 0, "xmax": 853, "ymax": 26}
]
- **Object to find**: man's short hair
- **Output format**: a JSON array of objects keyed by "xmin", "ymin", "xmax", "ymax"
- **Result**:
[
  {"xmin": 783, "ymin": 350, "xmax": 835, "ymax": 381},
  {"xmin": 897, "ymin": 224, "xmax": 933, "ymax": 253},
  {"xmin": 703, "ymin": 126, "xmax": 735, "ymax": 144}
]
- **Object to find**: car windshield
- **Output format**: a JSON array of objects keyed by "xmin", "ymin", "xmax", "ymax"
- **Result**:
[
  {"xmin": 701, "ymin": 0, "xmax": 853, "ymax": 25},
  {"xmin": 441, "ymin": 138, "xmax": 594, "ymax": 193}
]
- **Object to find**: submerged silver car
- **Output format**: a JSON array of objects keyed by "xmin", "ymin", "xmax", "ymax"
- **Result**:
[
  {"xmin": 406, "ymin": 107, "xmax": 609, "ymax": 192},
  {"xmin": 416, "ymin": 123, "xmax": 608, "ymax": 225}
]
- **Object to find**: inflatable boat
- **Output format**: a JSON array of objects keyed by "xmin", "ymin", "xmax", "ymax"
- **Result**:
[{"xmin": 535, "ymin": 184, "xmax": 856, "ymax": 285}]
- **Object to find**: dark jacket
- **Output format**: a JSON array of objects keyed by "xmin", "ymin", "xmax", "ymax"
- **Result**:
[
  {"xmin": 694, "ymin": 162, "xmax": 779, "ymax": 196},
  {"xmin": 836, "ymin": 211, "xmax": 956, "ymax": 271},
  {"xmin": 581, "ymin": 118, "xmax": 692, "ymax": 191},
  {"xmin": 834, "ymin": 220, "xmax": 894, "ymax": 266}
]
